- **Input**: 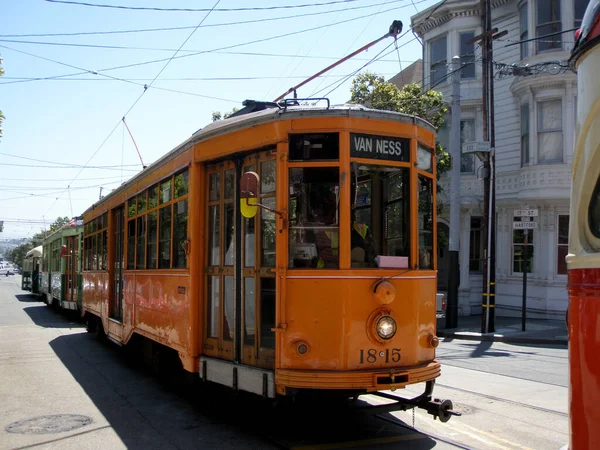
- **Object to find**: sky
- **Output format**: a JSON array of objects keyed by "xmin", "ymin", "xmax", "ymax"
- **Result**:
[{"xmin": 0, "ymin": 0, "xmax": 439, "ymax": 240}]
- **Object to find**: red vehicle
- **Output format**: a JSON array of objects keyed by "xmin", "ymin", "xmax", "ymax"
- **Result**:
[{"xmin": 567, "ymin": 3, "xmax": 600, "ymax": 449}]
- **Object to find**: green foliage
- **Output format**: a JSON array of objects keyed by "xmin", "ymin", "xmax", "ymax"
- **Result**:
[
  {"xmin": 8, "ymin": 243, "xmax": 33, "ymax": 268},
  {"xmin": 349, "ymin": 71, "xmax": 450, "ymax": 180},
  {"xmin": 212, "ymin": 107, "xmax": 240, "ymax": 122},
  {"xmin": 32, "ymin": 217, "xmax": 71, "ymax": 244}
]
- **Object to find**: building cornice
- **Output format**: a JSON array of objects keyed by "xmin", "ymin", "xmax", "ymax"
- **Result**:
[{"xmin": 412, "ymin": 0, "xmax": 513, "ymax": 36}]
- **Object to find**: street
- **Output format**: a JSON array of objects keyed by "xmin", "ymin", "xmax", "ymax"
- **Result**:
[{"xmin": 0, "ymin": 276, "xmax": 568, "ymax": 449}]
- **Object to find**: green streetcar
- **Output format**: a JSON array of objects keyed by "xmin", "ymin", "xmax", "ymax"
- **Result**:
[{"xmin": 40, "ymin": 221, "xmax": 83, "ymax": 312}]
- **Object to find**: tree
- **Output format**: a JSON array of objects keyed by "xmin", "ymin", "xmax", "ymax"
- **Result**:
[
  {"xmin": 212, "ymin": 107, "xmax": 239, "ymax": 122},
  {"xmin": 349, "ymin": 71, "xmax": 450, "ymax": 177},
  {"xmin": 7, "ymin": 217, "xmax": 71, "ymax": 268}
]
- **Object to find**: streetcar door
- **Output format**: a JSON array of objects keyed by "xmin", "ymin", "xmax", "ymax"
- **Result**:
[
  {"xmin": 240, "ymin": 153, "xmax": 277, "ymax": 369},
  {"xmin": 203, "ymin": 151, "xmax": 277, "ymax": 369},
  {"xmin": 110, "ymin": 206, "xmax": 125, "ymax": 321},
  {"xmin": 65, "ymin": 235, "xmax": 79, "ymax": 303},
  {"xmin": 205, "ymin": 161, "xmax": 236, "ymax": 361}
]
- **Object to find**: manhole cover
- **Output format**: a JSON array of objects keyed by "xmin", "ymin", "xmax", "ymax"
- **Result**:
[{"xmin": 6, "ymin": 414, "xmax": 93, "ymax": 435}]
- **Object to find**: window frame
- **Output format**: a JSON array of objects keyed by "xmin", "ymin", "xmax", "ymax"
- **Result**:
[
  {"xmin": 459, "ymin": 31, "xmax": 476, "ymax": 79},
  {"xmin": 469, "ymin": 217, "xmax": 484, "ymax": 273},
  {"xmin": 460, "ymin": 119, "xmax": 476, "ymax": 173},
  {"xmin": 519, "ymin": 1, "xmax": 529, "ymax": 59},
  {"xmin": 512, "ymin": 219, "xmax": 534, "ymax": 275},
  {"xmin": 124, "ymin": 166, "xmax": 189, "ymax": 271},
  {"xmin": 83, "ymin": 212, "xmax": 108, "ymax": 271},
  {"xmin": 536, "ymin": 0, "xmax": 562, "ymax": 53},
  {"xmin": 521, "ymin": 103, "xmax": 530, "ymax": 167},
  {"xmin": 537, "ymin": 98, "xmax": 563, "ymax": 164},
  {"xmin": 429, "ymin": 35, "xmax": 448, "ymax": 87}
]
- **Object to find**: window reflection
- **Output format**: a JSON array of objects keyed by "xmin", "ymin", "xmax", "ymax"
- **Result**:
[
  {"xmin": 288, "ymin": 167, "xmax": 339, "ymax": 268},
  {"xmin": 418, "ymin": 176, "xmax": 433, "ymax": 269},
  {"xmin": 350, "ymin": 164, "xmax": 410, "ymax": 268}
]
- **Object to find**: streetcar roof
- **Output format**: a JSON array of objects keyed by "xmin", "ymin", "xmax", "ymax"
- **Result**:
[
  {"xmin": 25, "ymin": 246, "xmax": 43, "ymax": 258},
  {"xmin": 83, "ymin": 103, "xmax": 435, "ymax": 217}
]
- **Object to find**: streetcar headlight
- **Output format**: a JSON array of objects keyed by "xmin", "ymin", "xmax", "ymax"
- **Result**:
[{"xmin": 376, "ymin": 316, "xmax": 397, "ymax": 339}]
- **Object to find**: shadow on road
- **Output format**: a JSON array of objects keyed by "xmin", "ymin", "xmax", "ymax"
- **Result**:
[{"xmin": 19, "ymin": 304, "xmax": 441, "ymax": 449}]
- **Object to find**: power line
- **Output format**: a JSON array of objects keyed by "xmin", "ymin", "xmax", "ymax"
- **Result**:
[
  {"xmin": 0, "ymin": 150, "xmax": 141, "ymax": 168},
  {"xmin": 0, "ymin": 162, "xmax": 139, "ymax": 171},
  {"xmin": 1, "ymin": 0, "xmax": 411, "ymax": 38},
  {"xmin": 44, "ymin": 0, "xmax": 362, "ymax": 12},
  {"xmin": 39, "ymin": 0, "xmax": 222, "ymax": 219}
]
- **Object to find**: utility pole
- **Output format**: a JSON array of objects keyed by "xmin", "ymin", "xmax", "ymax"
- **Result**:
[
  {"xmin": 446, "ymin": 55, "xmax": 461, "ymax": 329},
  {"xmin": 468, "ymin": 0, "xmax": 503, "ymax": 333}
]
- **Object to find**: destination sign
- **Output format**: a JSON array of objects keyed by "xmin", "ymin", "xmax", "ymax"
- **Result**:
[{"xmin": 350, "ymin": 133, "xmax": 410, "ymax": 162}]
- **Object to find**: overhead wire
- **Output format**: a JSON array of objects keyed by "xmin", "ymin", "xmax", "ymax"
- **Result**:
[
  {"xmin": 2, "ymin": 0, "xmax": 411, "ymax": 38},
  {"xmin": 38, "ymin": 0, "xmax": 222, "ymax": 219},
  {"xmin": 0, "ymin": 4, "xmax": 412, "ymax": 90},
  {"xmin": 44, "ymin": 0, "xmax": 362, "ymax": 12}
]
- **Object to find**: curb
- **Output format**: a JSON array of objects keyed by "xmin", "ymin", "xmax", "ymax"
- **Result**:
[{"xmin": 436, "ymin": 330, "xmax": 568, "ymax": 346}]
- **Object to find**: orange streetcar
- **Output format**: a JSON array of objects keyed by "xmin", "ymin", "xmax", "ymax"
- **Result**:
[
  {"xmin": 568, "ymin": 3, "xmax": 600, "ymax": 449},
  {"xmin": 81, "ymin": 99, "xmax": 457, "ymax": 421}
]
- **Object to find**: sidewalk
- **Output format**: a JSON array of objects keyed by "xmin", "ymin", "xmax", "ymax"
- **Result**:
[{"xmin": 436, "ymin": 314, "xmax": 568, "ymax": 345}]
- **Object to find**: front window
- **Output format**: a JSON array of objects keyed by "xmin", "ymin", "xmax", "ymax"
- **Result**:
[
  {"xmin": 459, "ymin": 32, "xmax": 475, "ymax": 79},
  {"xmin": 461, "ymin": 119, "xmax": 475, "ymax": 173},
  {"xmin": 521, "ymin": 103, "xmax": 530, "ymax": 166},
  {"xmin": 288, "ymin": 167, "xmax": 340, "ymax": 269},
  {"xmin": 350, "ymin": 164, "xmax": 411, "ymax": 268},
  {"xmin": 429, "ymin": 36, "xmax": 447, "ymax": 87},
  {"xmin": 557, "ymin": 215, "xmax": 569, "ymax": 275},
  {"xmin": 536, "ymin": 0, "xmax": 562, "ymax": 52},
  {"xmin": 537, "ymin": 99, "xmax": 563, "ymax": 163}
]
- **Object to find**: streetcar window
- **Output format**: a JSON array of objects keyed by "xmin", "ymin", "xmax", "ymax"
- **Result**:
[
  {"xmin": 174, "ymin": 169, "xmax": 189, "ymax": 198},
  {"xmin": 351, "ymin": 164, "xmax": 410, "ymax": 268},
  {"xmin": 127, "ymin": 219, "xmax": 135, "ymax": 269},
  {"xmin": 288, "ymin": 167, "xmax": 339, "ymax": 268},
  {"xmin": 148, "ymin": 184, "xmax": 158, "ymax": 209},
  {"xmin": 417, "ymin": 145, "xmax": 433, "ymax": 172},
  {"xmin": 418, "ymin": 175, "xmax": 434, "ymax": 269},
  {"xmin": 260, "ymin": 278, "xmax": 276, "ymax": 349},
  {"xmin": 159, "ymin": 206, "xmax": 172, "ymax": 269},
  {"xmin": 173, "ymin": 200, "xmax": 188, "ymax": 269},
  {"xmin": 590, "ymin": 176, "xmax": 600, "ymax": 239},
  {"xmin": 289, "ymin": 133, "xmax": 339, "ymax": 161},
  {"xmin": 160, "ymin": 179, "xmax": 172, "ymax": 204},
  {"xmin": 147, "ymin": 211, "xmax": 158, "ymax": 269},
  {"xmin": 136, "ymin": 216, "xmax": 146, "ymax": 269}
]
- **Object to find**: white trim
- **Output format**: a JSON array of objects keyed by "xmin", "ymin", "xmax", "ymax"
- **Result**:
[{"xmin": 199, "ymin": 356, "xmax": 275, "ymax": 398}]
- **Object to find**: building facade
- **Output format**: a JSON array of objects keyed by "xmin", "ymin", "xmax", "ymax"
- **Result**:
[{"xmin": 403, "ymin": 0, "xmax": 586, "ymax": 320}]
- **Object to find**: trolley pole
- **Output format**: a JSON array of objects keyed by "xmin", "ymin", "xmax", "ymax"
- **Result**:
[{"xmin": 446, "ymin": 55, "xmax": 461, "ymax": 329}]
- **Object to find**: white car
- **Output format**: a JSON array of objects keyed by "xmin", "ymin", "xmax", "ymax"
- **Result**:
[{"xmin": 0, "ymin": 264, "xmax": 14, "ymax": 276}]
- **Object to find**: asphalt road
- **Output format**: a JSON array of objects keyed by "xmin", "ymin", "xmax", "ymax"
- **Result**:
[{"xmin": 1, "ymin": 275, "xmax": 568, "ymax": 449}]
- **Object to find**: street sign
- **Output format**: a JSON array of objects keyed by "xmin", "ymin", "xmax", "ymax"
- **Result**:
[
  {"xmin": 513, "ymin": 221, "xmax": 537, "ymax": 229},
  {"xmin": 514, "ymin": 209, "xmax": 538, "ymax": 217}
]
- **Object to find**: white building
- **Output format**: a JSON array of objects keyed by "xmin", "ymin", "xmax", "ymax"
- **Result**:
[{"xmin": 404, "ymin": 0, "xmax": 586, "ymax": 320}]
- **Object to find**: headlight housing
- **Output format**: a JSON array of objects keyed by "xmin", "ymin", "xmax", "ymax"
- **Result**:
[{"xmin": 376, "ymin": 315, "xmax": 397, "ymax": 340}]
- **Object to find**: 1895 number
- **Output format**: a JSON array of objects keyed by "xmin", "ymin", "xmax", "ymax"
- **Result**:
[{"xmin": 359, "ymin": 348, "xmax": 401, "ymax": 364}]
